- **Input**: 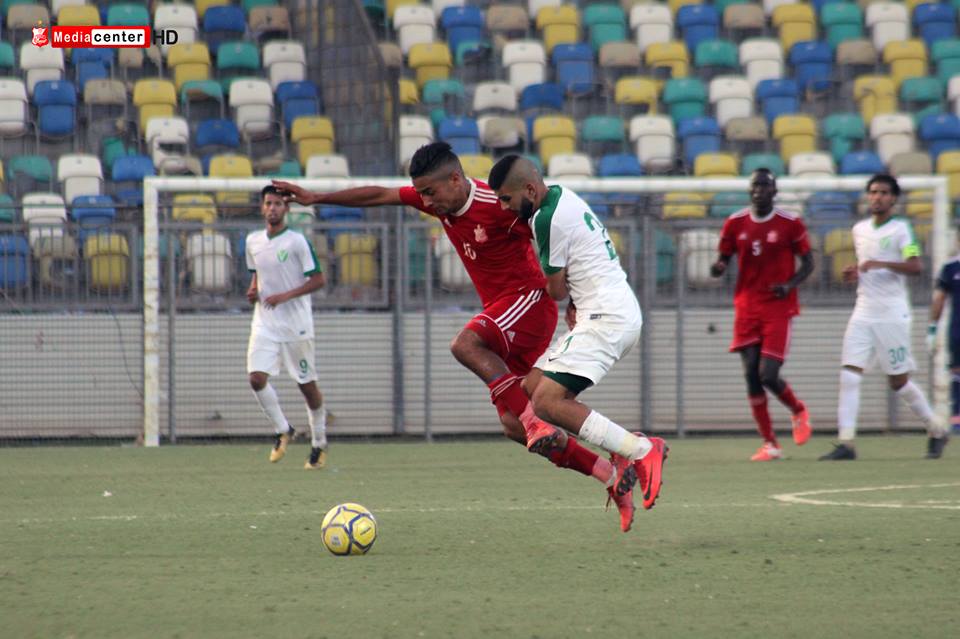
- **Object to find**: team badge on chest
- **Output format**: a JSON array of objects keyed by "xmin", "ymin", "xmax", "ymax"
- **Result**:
[
  {"xmin": 766, "ymin": 230, "xmax": 778, "ymax": 243},
  {"xmin": 474, "ymin": 225, "xmax": 488, "ymax": 243}
]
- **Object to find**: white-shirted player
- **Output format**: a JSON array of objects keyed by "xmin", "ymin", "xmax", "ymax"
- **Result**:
[
  {"xmin": 488, "ymin": 155, "xmax": 668, "ymax": 522},
  {"xmin": 821, "ymin": 174, "xmax": 949, "ymax": 460},
  {"xmin": 246, "ymin": 185, "xmax": 329, "ymax": 469}
]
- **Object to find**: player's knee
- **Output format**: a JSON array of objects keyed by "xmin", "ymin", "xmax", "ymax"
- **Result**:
[
  {"xmin": 449, "ymin": 330, "xmax": 476, "ymax": 363},
  {"xmin": 759, "ymin": 370, "xmax": 782, "ymax": 391},
  {"xmin": 743, "ymin": 372, "xmax": 763, "ymax": 396},
  {"xmin": 249, "ymin": 372, "xmax": 267, "ymax": 391}
]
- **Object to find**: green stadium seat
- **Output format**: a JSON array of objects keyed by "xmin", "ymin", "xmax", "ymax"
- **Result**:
[
  {"xmin": 106, "ymin": 4, "xmax": 151, "ymax": 26},
  {"xmin": 741, "ymin": 152, "xmax": 785, "ymax": 176},
  {"xmin": 709, "ymin": 191, "xmax": 751, "ymax": 218},
  {"xmin": 694, "ymin": 39, "xmax": 739, "ymax": 73},
  {"xmin": 0, "ymin": 194, "xmax": 15, "ymax": 224},
  {"xmin": 242, "ymin": 0, "xmax": 278, "ymax": 13},
  {"xmin": 7, "ymin": 155, "xmax": 53, "ymax": 189},
  {"xmin": 216, "ymin": 42, "xmax": 261, "ymax": 93},
  {"xmin": 821, "ymin": 2, "xmax": 864, "ymax": 49},
  {"xmin": 900, "ymin": 76, "xmax": 945, "ymax": 126},
  {"xmin": 583, "ymin": 4, "xmax": 628, "ymax": 53},
  {"xmin": 0, "ymin": 43, "xmax": 14, "ymax": 73},
  {"xmin": 181, "ymin": 79, "xmax": 226, "ymax": 121},
  {"xmin": 582, "ymin": 115, "xmax": 626, "ymax": 155},
  {"xmin": 263, "ymin": 159, "xmax": 302, "ymax": 177},
  {"xmin": 654, "ymin": 229, "xmax": 676, "ymax": 285},
  {"xmin": 662, "ymin": 78, "xmax": 707, "ymax": 125},
  {"xmin": 823, "ymin": 112, "xmax": 866, "ymax": 163}
]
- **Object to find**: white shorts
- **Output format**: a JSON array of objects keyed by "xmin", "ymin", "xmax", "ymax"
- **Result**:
[
  {"xmin": 841, "ymin": 317, "xmax": 915, "ymax": 375},
  {"xmin": 535, "ymin": 316, "xmax": 642, "ymax": 386},
  {"xmin": 247, "ymin": 333, "xmax": 318, "ymax": 384}
]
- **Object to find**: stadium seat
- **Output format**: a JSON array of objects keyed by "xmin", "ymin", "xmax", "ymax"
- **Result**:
[
  {"xmin": 144, "ymin": 117, "xmax": 191, "ymax": 176},
  {"xmin": 629, "ymin": 115, "xmax": 676, "ymax": 171},
  {"xmin": 33, "ymin": 80, "xmax": 76, "ymax": 139},
  {"xmin": 0, "ymin": 78, "xmax": 29, "ymax": 138},
  {"xmin": 107, "ymin": 3, "xmax": 149, "ymax": 26},
  {"xmin": 583, "ymin": 3, "xmax": 627, "ymax": 53},
  {"xmin": 789, "ymin": 151, "xmax": 835, "ymax": 177},
  {"xmin": 883, "ymin": 39, "xmax": 929, "ymax": 89},
  {"xmin": 677, "ymin": 116, "xmax": 721, "ymax": 168},
  {"xmin": 582, "ymin": 115, "xmax": 626, "ymax": 156},
  {"xmin": 936, "ymin": 150, "xmax": 960, "ymax": 201},
  {"xmin": 790, "ymin": 41, "xmax": 833, "ymax": 92},
  {"xmin": 772, "ymin": 3, "xmax": 816, "ymax": 54},
  {"xmin": 209, "ymin": 154, "xmax": 254, "ymax": 210},
  {"xmin": 598, "ymin": 153, "xmax": 643, "ymax": 177},
  {"xmin": 723, "ymin": 3, "xmax": 765, "ymax": 40},
  {"xmin": 870, "ymin": 113, "xmax": 917, "ymax": 164},
  {"xmin": 536, "ymin": 4, "xmax": 580, "ymax": 56},
  {"xmin": 195, "ymin": 118, "xmax": 241, "ymax": 158},
  {"xmin": 202, "ymin": 5, "xmax": 247, "ymax": 54},
  {"xmin": 217, "ymin": 42, "xmax": 262, "ymax": 92},
  {"xmin": 423, "ymin": 78, "xmax": 466, "ymax": 128},
  {"xmin": 262, "ymin": 41, "xmax": 307, "ymax": 90},
  {"xmin": 0, "ymin": 194, "xmax": 13, "ymax": 224},
  {"xmin": 393, "ymin": 5, "xmax": 436, "ymax": 55},
  {"xmin": 399, "ymin": 78, "xmax": 419, "ymax": 106},
  {"xmin": 694, "ymin": 152, "xmax": 738, "ymax": 177},
  {"xmin": 84, "ymin": 233, "xmax": 129, "ymax": 291},
  {"xmin": 186, "ymin": 232, "xmax": 233, "ymax": 292},
  {"xmin": 919, "ymin": 112, "xmax": 960, "ymax": 160},
  {"xmin": 933, "ymin": 39, "xmax": 960, "ymax": 86},
  {"xmin": 914, "ymin": 3, "xmax": 956, "ymax": 48},
  {"xmin": 291, "ymin": 116, "xmax": 335, "ymax": 166},
  {"xmin": 472, "ymin": 81, "xmax": 517, "ymax": 113},
  {"xmin": 532, "ymin": 115, "xmax": 576, "ymax": 165},
  {"xmin": 408, "ymin": 42, "xmax": 453, "ymax": 88},
  {"xmin": 133, "ymin": 78, "xmax": 177, "ymax": 134},
  {"xmin": 442, "ymin": 6, "xmax": 485, "ymax": 59},
  {"xmin": 823, "ymin": 112, "xmax": 867, "ymax": 163},
  {"xmin": 0, "ymin": 43, "xmax": 12, "ymax": 76},
  {"xmin": 154, "ymin": 4, "xmax": 199, "ymax": 54},
  {"xmin": 22, "ymin": 192, "xmax": 67, "ymax": 251},
  {"xmin": 181, "ymin": 80, "xmax": 225, "ymax": 123},
  {"xmin": 248, "ymin": 5, "xmax": 292, "ymax": 43},
  {"xmin": 34, "ymin": 234, "xmax": 79, "ymax": 291},
  {"xmin": 457, "ymin": 154, "xmax": 493, "ymax": 179},
  {"xmin": 519, "ymin": 82, "xmax": 564, "ymax": 114},
  {"xmin": 0, "ymin": 235, "xmax": 30, "ymax": 290},
  {"xmin": 168, "ymin": 42, "xmax": 212, "ymax": 93},
  {"xmin": 739, "ymin": 38, "xmax": 783, "ymax": 89},
  {"xmin": 724, "ymin": 115, "xmax": 769, "ymax": 152},
  {"xmin": 19, "ymin": 42, "xmax": 64, "ymax": 95},
  {"xmin": 742, "ymin": 152, "xmax": 785, "ymax": 175},
  {"xmin": 7, "ymin": 155, "xmax": 53, "ymax": 196},
  {"xmin": 172, "ymin": 193, "xmax": 218, "ymax": 224},
  {"xmin": 485, "ymin": 4, "xmax": 529, "ymax": 44},
  {"xmin": 889, "ymin": 150, "xmax": 932, "ymax": 176},
  {"xmin": 503, "ymin": 41, "xmax": 548, "ymax": 95},
  {"xmin": 709, "ymin": 75, "xmax": 753, "ymax": 127},
  {"xmin": 111, "ymin": 155, "xmax": 155, "ymax": 207},
  {"xmin": 680, "ymin": 229, "xmax": 723, "ymax": 287},
  {"xmin": 552, "ymin": 43, "xmax": 597, "ymax": 96},
  {"xmin": 398, "ymin": 115, "xmax": 433, "ymax": 168},
  {"xmin": 806, "ymin": 190, "xmax": 856, "ymax": 220},
  {"xmin": 7, "ymin": 5, "xmax": 50, "ymax": 44},
  {"xmin": 71, "ymin": 194, "xmax": 116, "ymax": 244},
  {"xmin": 663, "ymin": 192, "xmax": 708, "ymax": 218},
  {"xmin": 709, "ymin": 190, "xmax": 751, "ymax": 217},
  {"xmin": 839, "ymin": 150, "xmax": 885, "ymax": 175},
  {"xmin": 57, "ymin": 5, "xmax": 99, "ymax": 26},
  {"xmin": 548, "ymin": 153, "xmax": 594, "ymax": 180},
  {"xmin": 72, "ymin": 48, "xmax": 114, "ymax": 94},
  {"xmin": 853, "ymin": 75, "xmax": 897, "ymax": 123},
  {"xmin": 57, "ymin": 154, "xmax": 102, "ymax": 204},
  {"xmin": 677, "ymin": 4, "xmax": 720, "ymax": 53},
  {"xmin": 663, "ymin": 77, "xmax": 707, "ymax": 125},
  {"xmin": 821, "ymin": 2, "xmax": 864, "ymax": 48},
  {"xmin": 772, "ymin": 114, "xmax": 816, "ymax": 163},
  {"xmin": 645, "ymin": 41, "xmax": 690, "ymax": 79},
  {"xmin": 631, "ymin": 3, "xmax": 673, "ymax": 54},
  {"xmin": 333, "ymin": 233, "xmax": 378, "ymax": 288},
  {"xmin": 438, "ymin": 116, "xmax": 480, "ymax": 155},
  {"xmin": 866, "ymin": 2, "xmax": 910, "ymax": 52},
  {"xmin": 695, "ymin": 39, "xmax": 740, "ymax": 76},
  {"xmin": 276, "ymin": 81, "xmax": 321, "ymax": 130},
  {"xmin": 900, "ymin": 76, "xmax": 945, "ymax": 126},
  {"xmin": 757, "ymin": 78, "xmax": 799, "ymax": 125},
  {"xmin": 614, "ymin": 77, "xmax": 659, "ymax": 115},
  {"xmin": 477, "ymin": 116, "xmax": 524, "ymax": 150},
  {"xmin": 229, "ymin": 78, "xmax": 275, "ymax": 140}
]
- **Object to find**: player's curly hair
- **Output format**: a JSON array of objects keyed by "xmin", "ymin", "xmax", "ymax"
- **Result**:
[
  {"xmin": 260, "ymin": 184, "xmax": 286, "ymax": 201},
  {"xmin": 409, "ymin": 142, "xmax": 461, "ymax": 179},
  {"xmin": 866, "ymin": 173, "xmax": 901, "ymax": 197}
]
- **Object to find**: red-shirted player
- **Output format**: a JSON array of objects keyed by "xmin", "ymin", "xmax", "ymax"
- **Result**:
[
  {"xmin": 710, "ymin": 168, "xmax": 814, "ymax": 461},
  {"xmin": 273, "ymin": 143, "xmax": 636, "ymax": 528}
]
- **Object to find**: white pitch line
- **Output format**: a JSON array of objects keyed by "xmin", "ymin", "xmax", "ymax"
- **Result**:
[{"xmin": 771, "ymin": 482, "xmax": 960, "ymax": 510}]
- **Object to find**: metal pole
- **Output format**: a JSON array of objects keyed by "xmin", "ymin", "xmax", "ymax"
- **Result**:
[
  {"xmin": 423, "ymin": 226, "xmax": 433, "ymax": 442},
  {"xmin": 640, "ymin": 214, "xmax": 653, "ymax": 434},
  {"xmin": 675, "ymin": 230, "xmax": 686, "ymax": 438},
  {"xmin": 392, "ymin": 207, "xmax": 405, "ymax": 434},
  {"xmin": 166, "ymin": 227, "xmax": 176, "ymax": 444}
]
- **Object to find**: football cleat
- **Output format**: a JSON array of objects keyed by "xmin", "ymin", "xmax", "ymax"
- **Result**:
[
  {"xmin": 525, "ymin": 419, "xmax": 563, "ymax": 455},
  {"xmin": 750, "ymin": 442, "xmax": 783, "ymax": 461},
  {"xmin": 304, "ymin": 447, "xmax": 327, "ymax": 469},
  {"xmin": 269, "ymin": 426, "xmax": 294, "ymax": 463},
  {"xmin": 635, "ymin": 437, "xmax": 668, "ymax": 510},
  {"xmin": 819, "ymin": 443, "xmax": 857, "ymax": 461},
  {"xmin": 606, "ymin": 452, "xmax": 635, "ymax": 532},
  {"xmin": 791, "ymin": 408, "xmax": 812, "ymax": 446},
  {"xmin": 926, "ymin": 435, "xmax": 948, "ymax": 460}
]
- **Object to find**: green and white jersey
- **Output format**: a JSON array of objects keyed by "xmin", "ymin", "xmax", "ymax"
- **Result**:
[
  {"xmin": 246, "ymin": 227, "xmax": 322, "ymax": 342},
  {"xmin": 530, "ymin": 185, "xmax": 639, "ymax": 321},
  {"xmin": 851, "ymin": 216, "xmax": 920, "ymax": 321}
]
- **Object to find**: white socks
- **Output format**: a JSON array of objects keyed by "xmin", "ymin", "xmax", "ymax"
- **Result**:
[
  {"xmin": 837, "ymin": 369, "xmax": 861, "ymax": 442},
  {"xmin": 578, "ymin": 410, "xmax": 652, "ymax": 460},
  {"xmin": 253, "ymin": 384, "xmax": 289, "ymax": 434},
  {"xmin": 308, "ymin": 405, "xmax": 328, "ymax": 448},
  {"xmin": 896, "ymin": 381, "xmax": 945, "ymax": 436}
]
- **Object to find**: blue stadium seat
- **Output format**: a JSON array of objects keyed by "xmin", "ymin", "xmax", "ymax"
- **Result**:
[
  {"xmin": 71, "ymin": 194, "xmax": 117, "ymax": 243},
  {"xmin": 441, "ymin": 6, "xmax": 485, "ymax": 59},
  {"xmin": 789, "ymin": 41, "xmax": 832, "ymax": 92},
  {"xmin": 33, "ymin": 80, "xmax": 77, "ymax": 137},
  {"xmin": 111, "ymin": 155, "xmax": 155, "ymax": 207},
  {"xmin": 195, "ymin": 119, "xmax": 241, "ymax": 151},
  {"xmin": 276, "ymin": 81, "xmax": 321, "ymax": 129},
  {"xmin": 552, "ymin": 44, "xmax": 596, "ymax": 96},
  {"xmin": 677, "ymin": 116, "xmax": 721, "ymax": 168},
  {"xmin": 756, "ymin": 78, "xmax": 800, "ymax": 125},
  {"xmin": 839, "ymin": 150, "xmax": 885, "ymax": 175},
  {"xmin": 807, "ymin": 190, "xmax": 856, "ymax": 220},
  {"xmin": 914, "ymin": 3, "xmax": 956, "ymax": 48},
  {"xmin": 520, "ymin": 82, "xmax": 564, "ymax": 113},
  {"xmin": 598, "ymin": 153, "xmax": 643, "ymax": 177},
  {"xmin": 202, "ymin": 6, "xmax": 247, "ymax": 54},
  {"xmin": 438, "ymin": 116, "xmax": 480, "ymax": 155},
  {"xmin": 319, "ymin": 206, "xmax": 364, "ymax": 240},
  {"xmin": 0, "ymin": 235, "xmax": 30, "ymax": 290},
  {"xmin": 676, "ymin": 4, "xmax": 720, "ymax": 53},
  {"xmin": 920, "ymin": 113, "xmax": 960, "ymax": 160},
  {"xmin": 73, "ymin": 49, "xmax": 114, "ymax": 93}
]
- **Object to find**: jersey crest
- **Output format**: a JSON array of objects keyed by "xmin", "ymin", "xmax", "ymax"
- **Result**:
[
  {"xmin": 474, "ymin": 225, "xmax": 488, "ymax": 243},
  {"xmin": 766, "ymin": 230, "xmax": 778, "ymax": 243}
]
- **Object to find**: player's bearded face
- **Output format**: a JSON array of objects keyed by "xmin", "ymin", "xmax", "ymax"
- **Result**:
[
  {"xmin": 262, "ymin": 195, "xmax": 287, "ymax": 224},
  {"xmin": 519, "ymin": 196, "xmax": 535, "ymax": 220}
]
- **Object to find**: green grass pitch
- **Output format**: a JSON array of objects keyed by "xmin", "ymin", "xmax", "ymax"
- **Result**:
[{"xmin": 1, "ymin": 436, "xmax": 958, "ymax": 638}]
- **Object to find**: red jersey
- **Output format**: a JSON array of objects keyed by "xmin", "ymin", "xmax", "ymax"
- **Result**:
[
  {"xmin": 718, "ymin": 207, "xmax": 811, "ymax": 316},
  {"xmin": 399, "ymin": 179, "xmax": 546, "ymax": 308}
]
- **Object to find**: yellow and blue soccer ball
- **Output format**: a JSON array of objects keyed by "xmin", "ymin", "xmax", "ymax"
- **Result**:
[{"xmin": 321, "ymin": 503, "xmax": 377, "ymax": 556}]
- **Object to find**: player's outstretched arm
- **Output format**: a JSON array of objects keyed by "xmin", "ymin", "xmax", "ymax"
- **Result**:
[{"xmin": 270, "ymin": 180, "xmax": 403, "ymax": 208}]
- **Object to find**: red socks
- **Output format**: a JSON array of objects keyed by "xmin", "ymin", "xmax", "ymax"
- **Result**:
[
  {"xmin": 749, "ymin": 393, "xmax": 778, "ymax": 446},
  {"xmin": 488, "ymin": 374, "xmax": 530, "ymax": 420},
  {"xmin": 775, "ymin": 383, "xmax": 805, "ymax": 415},
  {"xmin": 548, "ymin": 436, "xmax": 607, "ymax": 480}
]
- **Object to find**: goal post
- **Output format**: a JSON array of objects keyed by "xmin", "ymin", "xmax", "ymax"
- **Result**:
[{"xmin": 142, "ymin": 174, "xmax": 951, "ymax": 446}]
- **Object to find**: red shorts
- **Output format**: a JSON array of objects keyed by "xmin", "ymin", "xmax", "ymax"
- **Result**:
[
  {"xmin": 464, "ymin": 288, "xmax": 558, "ymax": 377},
  {"xmin": 730, "ymin": 311, "xmax": 794, "ymax": 362}
]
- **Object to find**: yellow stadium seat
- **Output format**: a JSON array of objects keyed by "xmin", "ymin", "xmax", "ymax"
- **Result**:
[
  {"xmin": 208, "ymin": 154, "xmax": 254, "ymax": 209},
  {"xmin": 387, "ymin": 0, "xmax": 420, "ymax": 20},
  {"xmin": 168, "ymin": 43, "xmax": 211, "ymax": 68},
  {"xmin": 195, "ymin": 0, "xmax": 230, "ymax": 19},
  {"xmin": 905, "ymin": 189, "xmax": 933, "ymax": 219},
  {"xmin": 459, "ymin": 154, "xmax": 495, "ymax": 179},
  {"xmin": 57, "ymin": 5, "xmax": 101, "ymax": 26},
  {"xmin": 830, "ymin": 249, "xmax": 858, "ymax": 284},
  {"xmin": 334, "ymin": 233, "xmax": 378, "ymax": 287},
  {"xmin": 84, "ymin": 234, "xmax": 129, "ymax": 291},
  {"xmin": 291, "ymin": 116, "xmax": 335, "ymax": 165},
  {"xmin": 853, "ymin": 75, "xmax": 897, "ymax": 123},
  {"xmin": 772, "ymin": 114, "xmax": 817, "ymax": 163},
  {"xmin": 645, "ymin": 41, "xmax": 689, "ymax": 78},
  {"xmin": 537, "ymin": 5, "xmax": 581, "ymax": 55},
  {"xmin": 408, "ymin": 43, "xmax": 452, "ymax": 88},
  {"xmin": 663, "ymin": 192, "xmax": 708, "ymax": 218},
  {"xmin": 882, "ymin": 40, "xmax": 928, "ymax": 89},
  {"xmin": 693, "ymin": 152, "xmax": 738, "ymax": 177},
  {"xmin": 824, "ymin": 228, "xmax": 854, "ymax": 255},
  {"xmin": 172, "ymin": 64, "xmax": 210, "ymax": 93},
  {"xmin": 772, "ymin": 4, "xmax": 816, "ymax": 54},
  {"xmin": 936, "ymin": 150, "xmax": 960, "ymax": 200},
  {"xmin": 172, "ymin": 194, "xmax": 217, "ymax": 225},
  {"xmin": 399, "ymin": 78, "xmax": 419, "ymax": 105},
  {"xmin": 614, "ymin": 77, "xmax": 659, "ymax": 113},
  {"xmin": 297, "ymin": 139, "xmax": 335, "ymax": 167},
  {"xmin": 138, "ymin": 104, "xmax": 175, "ymax": 133},
  {"xmin": 133, "ymin": 78, "xmax": 177, "ymax": 129},
  {"xmin": 533, "ymin": 115, "xmax": 577, "ymax": 166}
]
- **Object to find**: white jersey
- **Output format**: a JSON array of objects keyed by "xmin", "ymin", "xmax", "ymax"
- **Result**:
[
  {"xmin": 851, "ymin": 216, "xmax": 920, "ymax": 321},
  {"xmin": 530, "ymin": 185, "xmax": 640, "ymax": 323},
  {"xmin": 245, "ymin": 227, "xmax": 322, "ymax": 342}
]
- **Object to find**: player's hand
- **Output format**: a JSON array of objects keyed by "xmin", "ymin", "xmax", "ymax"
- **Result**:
[
  {"xmin": 270, "ymin": 180, "xmax": 315, "ymax": 205},
  {"xmin": 926, "ymin": 324, "xmax": 938, "ymax": 354},
  {"xmin": 842, "ymin": 265, "xmax": 859, "ymax": 283},
  {"xmin": 246, "ymin": 287, "xmax": 258, "ymax": 304},
  {"xmin": 710, "ymin": 261, "xmax": 726, "ymax": 278},
  {"xmin": 262, "ymin": 292, "xmax": 289, "ymax": 308},
  {"xmin": 858, "ymin": 260, "xmax": 879, "ymax": 272},
  {"xmin": 769, "ymin": 283, "xmax": 791, "ymax": 299},
  {"xmin": 565, "ymin": 303, "xmax": 577, "ymax": 330}
]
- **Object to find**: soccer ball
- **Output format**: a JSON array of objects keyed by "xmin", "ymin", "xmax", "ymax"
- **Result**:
[{"xmin": 321, "ymin": 503, "xmax": 377, "ymax": 556}]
